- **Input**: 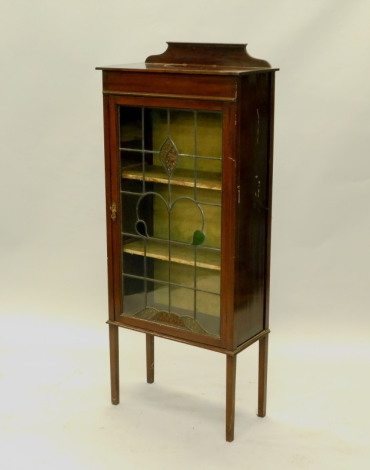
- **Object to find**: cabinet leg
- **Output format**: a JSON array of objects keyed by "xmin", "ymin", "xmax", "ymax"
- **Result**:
[
  {"xmin": 109, "ymin": 325, "xmax": 120, "ymax": 405},
  {"xmin": 146, "ymin": 334, "xmax": 154, "ymax": 384},
  {"xmin": 258, "ymin": 335, "xmax": 269, "ymax": 417},
  {"xmin": 226, "ymin": 354, "xmax": 237, "ymax": 442}
]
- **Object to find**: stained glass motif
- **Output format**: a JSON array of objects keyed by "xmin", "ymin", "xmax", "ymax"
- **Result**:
[
  {"xmin": 159, "ymin": 137, "xmax": 179, "ymax": 176},
  {"xmin": 134, "ymin": 308, "xmax": 209, "ymax": 335},
  {"xmin": 192, "ymin": 230, "xmax": 206, "ymax": 246},
  {"xmin": 120, "ymin": 106, "xmax": 222, "ymax": 337}
]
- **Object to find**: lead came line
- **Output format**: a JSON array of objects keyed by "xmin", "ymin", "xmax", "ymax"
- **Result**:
[
  {"xmin": 141, "ymin": 107, "xmax": 148, "ymax": 306},
  {"xmin": 167, "ymin": 109, "xmax": 172, "ymax": 315},
  {"xmin": 194, "ymin": 111, "xmax": 198, "ymax": 321},
  {"xmin": 123, "ymin": 273, "xmax": 220, "ymax": 297},
  {"xmin": 119, "ymin": 148, "xmax": 222, "ymax": 161}
]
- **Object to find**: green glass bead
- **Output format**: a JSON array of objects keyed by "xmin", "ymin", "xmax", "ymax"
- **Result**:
[{"xmin": 192, "ymin": 230, "xmax": 205, "ymax": 246}]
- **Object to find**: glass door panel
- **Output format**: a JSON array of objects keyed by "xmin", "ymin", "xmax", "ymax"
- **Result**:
[{"xmin": 120, "ymin": 106, "xmax": 222, "ymax": 337}]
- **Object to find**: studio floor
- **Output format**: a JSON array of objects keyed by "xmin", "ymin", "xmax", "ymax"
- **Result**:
[{"xmin": 1, "ymin": 313, "xmax": 369, "ymax": 470}]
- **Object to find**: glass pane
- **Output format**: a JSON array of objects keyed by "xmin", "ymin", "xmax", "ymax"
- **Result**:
[
  {"xmin": 121, "ymin": 192, "xmax": 141, "ymax": 235},
  {"xmin": 146, "ymin": 239, "xmax": 170, "ymax": 283},
  {"xmin": 196, "ymin": 291, "xmax": 220, "ymax": 317},
  {"xmin": 119, "ymin": 105, "xmax": 222, "ymax": 338},
  {"xmin": 121, "ymin": 150, "xmax": 144, "ymax": 193},
  {"xmin": 197, "ymin": 112, "xmax": 222, "ymax": 157},
  {"xmin": 168, "ymin": 185, "xmax": 221, "ymax": 206},
  {"xmin": 170, "ymin": 198, "xmax": 203, "ymax": 245},
  {"xmin": 152, "ymin": 186, "xmax": 169, "ymax": 239},
  {"xmin": 175, "ymin": 155, "xmax": 195, "ymax": 173},
  {"xmin": 199, "ymin": 203, "xmax": 221, "ymax": 249},
  {"xmin": 122, "ymin": 177, "xmax": 143, "ymax": 194},
  {"xmin": 170, "ymin": 245, "xmax": 195, "ymax": 288},
  {"xmin": 135, "ymin": 192, "xmax": 155, "ymax": 238},
  {"xmin": 196, "ymin": 248, "xmax": 221, "ymax": 294},
  {"xmin": 170, "ymin": 285, "xmax": 194, "ymax": 315},
  {"xmin": 122, "ymin": 237, "xmax": 145, "ymax": 277},
  {"xmin": 196, "ymin": 292, "xmax": 221, "ymax": 336},
  {"xmin": 144, "ymin": 108, "xmax": 168, "ymax": 151},
  {"xmin": 196, "ymin": 157, "xmax": 222, "ymax": 175},
  {"xmin": 122, "ymin": 276, "xmax": 145, "ymax": 315},
  {"xmin": 146, "ymin": 281, "xmax": 169, "ymax": 312},
  {"xmin": 120, "ymin": 107, "xmax": 142, "ymax": 149},
  {"xmin": 169, "ymin": 110, "xmax": 194, "ymax": 155},
  {"xmin": 143, "ymin": 156, "xmax": 167, "ymax": 189},
  {"xmin": 196, "ymin": 267, "xmax": 220, "ymax": 294}
]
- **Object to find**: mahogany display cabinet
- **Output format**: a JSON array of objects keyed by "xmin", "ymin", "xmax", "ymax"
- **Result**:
[{"xmin": 96, "ymin": 42, "xmax": 278, "ymax": 441}]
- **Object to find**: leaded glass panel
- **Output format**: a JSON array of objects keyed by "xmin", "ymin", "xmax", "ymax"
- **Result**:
[{"xmin": 120, "ymin": 106, "xmax": 222, "ymax": 337}]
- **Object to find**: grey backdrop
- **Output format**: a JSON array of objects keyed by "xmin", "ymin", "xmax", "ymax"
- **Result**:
[{"xmin": 1, "ymin": 1, "xmax": 369, "ymax": 468}]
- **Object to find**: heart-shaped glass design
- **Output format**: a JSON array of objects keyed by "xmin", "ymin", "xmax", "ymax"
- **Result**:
[{"xmin": 135, "ymin": 220, "xmax": 148, "ymax": 237}]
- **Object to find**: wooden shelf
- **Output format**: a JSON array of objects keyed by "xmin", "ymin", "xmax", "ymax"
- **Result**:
[
  {"xmin": 123, "ymin": 239, "xmax": 220, "ymax": 271},
  {"xmin": 122, "ymin": 165, "xmax": 221, "ymax": 190}
]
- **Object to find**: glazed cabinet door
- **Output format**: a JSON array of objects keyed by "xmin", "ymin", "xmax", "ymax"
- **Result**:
[{"xmin": 106, "ymin": 96, "xmax": 235, "ymax": 346}]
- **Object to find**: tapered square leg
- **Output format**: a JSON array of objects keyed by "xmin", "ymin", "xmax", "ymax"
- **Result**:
[
  {"xmin": 226, "ymin": 354, "xmax": 237, "ymax": 442},
  {"xmin": 146, "ymin": 334, "xmax": 154, "ymax": 384},
  {"xmin": 258, "ymin": 335, "xmax": 269, "ymax": 417},
  {"xmin": 109, "ymin": 324, "xmax": 120, "ymax": 405}
]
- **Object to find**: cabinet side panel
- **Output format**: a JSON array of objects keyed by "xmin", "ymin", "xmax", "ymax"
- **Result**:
[
  {"xmin": 234, "ymin": 73, "xmax": 274, "ymax": 346},
  {"xmin": 264, "ymin": 73, "xmax": 276, "ymax": 330}
]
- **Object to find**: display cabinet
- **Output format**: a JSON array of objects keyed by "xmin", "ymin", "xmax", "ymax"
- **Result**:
[{"xmin": 97, "ymin": 42, "xmax": 278, "ymax": 441}]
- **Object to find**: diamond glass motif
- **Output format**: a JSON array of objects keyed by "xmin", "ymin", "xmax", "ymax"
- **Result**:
[{"xmin": 159, "ymin": 137, "xmax": 179, "ymax": 176}]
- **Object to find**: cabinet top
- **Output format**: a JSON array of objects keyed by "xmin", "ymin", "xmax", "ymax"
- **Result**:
[{"xmin": 96, "ymin": 42, "xmax": 278, "ymax": 76}]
